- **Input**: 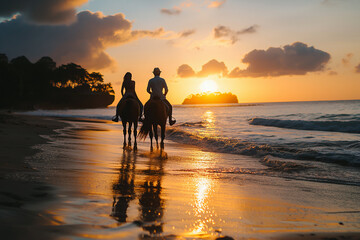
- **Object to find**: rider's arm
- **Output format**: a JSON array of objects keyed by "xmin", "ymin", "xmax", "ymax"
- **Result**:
[
  {"xmin": 163, "ymin": 79, "xmax": 168, "ymax": 96},
  {"xmin": 121, "ymin": 81, "xmax": 125, "ymax": 96},
  {"xmin": 147, "ymin": 81, "xmax": 152, "ymax": 94}
]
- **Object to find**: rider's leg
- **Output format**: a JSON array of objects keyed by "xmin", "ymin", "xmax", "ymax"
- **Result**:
[
  {"xmin": 163, "ymin": 99, "xmax": 176, "ymax": 125},
  {"xmin": 112, "ymin": 98, "xmax": 124, "ymax": 122},
  {"xmin": 117, "ymin": 98, "xmax": 125, "ymax": 115},
  {"xmin": 137, "ymin": 97, "xmax": 144, "ymax": 120}
]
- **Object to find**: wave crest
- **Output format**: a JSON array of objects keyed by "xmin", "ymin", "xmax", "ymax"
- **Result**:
[
  {"xmin": 179, "ymin": 121, "xmax": 206, "ymax": 128},
  {"xmin": 166, "ymin": 128, "xmax": 360, "ymax": 167},
  {"xmin": 249, "ymin": 118, "xmax": 360, "ymax": 134}
]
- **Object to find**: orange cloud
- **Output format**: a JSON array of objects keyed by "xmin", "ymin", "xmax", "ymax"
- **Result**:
[
  {"xmin": 0, "ymin": 11, "xmax": 167, "ymax": 70},
  {"xmin": 208, "ymin": 0, "xmax": 226, "ymax": 8},
  {"xmin": 0, "ymin": 0, "xmax": 88, "ymax": 24},
  {"xmin": 328, "ymin": 70, "xmax": 338, "ymax": 76},
  {"xmin": 213, "ymin": 25, "xmax": 258, "ymax": 44},
  {"xmin": 342, "ymin": 53, "xmax": 353, "ymax": 65},
  {"xmin": 161, "ymin": 1, "xmax": 193, "ymax": 15},
  {"xmin": 177, "ymin": 64, "xmax": 196, "ymax": 78},
  {"xmin": 177, "ymin": 59, "xmax": 227, "ymax": 78},
  {"xmin": 179, "ymin": 29, "xmax": 196, "ymax": 38},
  {"xmin": 161, "ymin": 7, "xmax": 182, "ymax": 15},
  {"xmin": 355, "ymin": 64, "xmax": 360, "ymax": 73},
  {"xmin": 229, "ymin": 42, "xmax": 331, "ymax": 77},
  {"xmin": 198, "ymin": 59, "xmax": 228, "ymax": 77},
  {"xmin": 177, "ymin": 42, "xmax": 331, "ymax": 78}
]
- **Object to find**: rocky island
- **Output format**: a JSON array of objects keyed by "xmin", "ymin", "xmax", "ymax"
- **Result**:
[{"xmin": 182, "ymin": 92, "xmax": 238, "ymax": 104}]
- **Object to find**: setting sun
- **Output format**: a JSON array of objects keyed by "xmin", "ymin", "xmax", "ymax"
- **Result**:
[{"xmin": 200, "ymin": 80, "xmax": 218, "ymax": 93}]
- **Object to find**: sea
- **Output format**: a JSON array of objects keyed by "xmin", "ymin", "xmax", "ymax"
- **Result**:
[{"xmin": 21, "ymin": 100, "xmax": 360, "ymax": 187}]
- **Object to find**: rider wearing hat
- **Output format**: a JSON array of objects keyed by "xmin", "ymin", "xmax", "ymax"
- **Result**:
[{"xmin": 146, "ymin": 67, "xmax": 176, "ymax": 126}]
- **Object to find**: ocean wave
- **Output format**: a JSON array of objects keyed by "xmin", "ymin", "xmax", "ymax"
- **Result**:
[
  {"xmin": 314, "ymin": 113, "xmax": 360, "ymax": 121},
  {"xmin": 166, "ymin": 128, "xmax": 360, "ymax": 167},
  {"xmin": 249, "ymin": 118, "xmax": 360, "ymax": 134},
  {"xmin": 176, "ymin": 162, "xmax": 360, "ymax": 186},
  {"xmin": 273, "ymin": 113, "xmax": 360, "ymax": 121},
  {"xmin": 179, "ymin": 121, "xmax": 206, "ymax": 128},
  {"xmin": 260, "ymin": 156, "xmax": 312, "ymax": 173}
]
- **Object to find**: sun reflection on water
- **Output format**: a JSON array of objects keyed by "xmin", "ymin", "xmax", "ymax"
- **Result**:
[
  {"xmin": 198, "ymin": 110, "xmax": 218, "ymax": 138},
  {"xmin": 188, "ymin": 175, "xmax": 217, "ymax": 236},
  {"xmin": 195, "ymin": 178, "xmax": 210, "ymax": 216},
  {"xmin": 203, "ymin": 110, "xmax": 215, "ymax": 126},
  {"xmin": 182, "ymin": 149, "xmax": 223, "ymax": 237}
]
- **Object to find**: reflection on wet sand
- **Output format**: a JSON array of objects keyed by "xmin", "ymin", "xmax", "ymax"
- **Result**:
[
  {"xmin": 111, "ymin": 151, "xmax": 136, "ymax": 223},
  {"xmin": 110, "ymin": 149, "xmax": 166, "ymax": 238},
  {"xmin": 139, "ymin": 154, "xmax": 165, "ymax": 237},
  {"xmin": 110, "ymin": 148, "xmax": 224, "ymax": 238}
]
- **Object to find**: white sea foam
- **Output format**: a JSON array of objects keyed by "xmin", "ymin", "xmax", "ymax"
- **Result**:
[
  {"xmin": 249, "ymin": 117, "xmax": 360, "ymax": 133},
  {"xmin": 166, "ymin": 127, "xmax": 360, "ymax": 167}
]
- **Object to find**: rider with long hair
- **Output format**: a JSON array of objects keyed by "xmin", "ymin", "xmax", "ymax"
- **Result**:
[{"xmin": 112, "ymin": 72, "xmax": 143, "ymax": 122}]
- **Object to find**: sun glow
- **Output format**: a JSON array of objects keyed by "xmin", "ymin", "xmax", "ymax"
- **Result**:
[{"xmin": 200, "ymin": 80, "xmax": 218, "ymax": 93}]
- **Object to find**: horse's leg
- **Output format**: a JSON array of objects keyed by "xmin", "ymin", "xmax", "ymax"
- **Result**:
[
  {"xmin": 149, "ymin": 126, "xmax": 153, "ymax": 152},
  {"xmin": 153, "ymin": 124, "xmax": 159, "ymax": 149},
  {"xmin": 128, "ymin": 122, "xmax": 132, "ymax": 147},
  {"xmin": 160, "ymin": 124, "xmax": 165, "ymax": 150},
  {"xmin": 122, "ymin": 121, "xmax": 127, "ymax": 149},
  {"xmin": 133, "ymin": 121, "xmax": 138, "ymax": 151}
]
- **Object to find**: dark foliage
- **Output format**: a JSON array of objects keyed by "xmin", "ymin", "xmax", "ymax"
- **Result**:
[
  {"xmin": 182, "ymin": 92, "xmax": 238, "ymax": 104},
  {"xmin": 0, "ymin": 54, "xmax": 115, "ymax": 109}
]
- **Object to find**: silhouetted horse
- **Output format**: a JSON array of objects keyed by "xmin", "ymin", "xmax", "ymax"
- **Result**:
[
  {"xmin": 119, "ymin": 97, "xmax": 140, "ymax": 150},
  {"xmin": 138, "ymin": 98, "xmax": 168, "ymax": 151}
]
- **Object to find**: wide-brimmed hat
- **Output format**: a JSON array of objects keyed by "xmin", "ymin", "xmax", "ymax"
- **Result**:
[{"xmin": 153, "ymin": 67, "xmax": 161, "ymax": 74}]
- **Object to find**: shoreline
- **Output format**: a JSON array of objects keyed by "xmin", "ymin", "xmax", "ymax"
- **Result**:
[
  {"xmin": 0, "ymin": 113, "xmax": 70, "ymax": 239},
  {"xmin": 1, "ymin": 113, "xmax": 360, "ymax": 239},
  {"xmin": 0, "ymin": 113, "xmax": 68, "ymax": 173}
]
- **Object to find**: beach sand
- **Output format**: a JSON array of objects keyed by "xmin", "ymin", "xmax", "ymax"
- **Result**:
[
  {"xmin": 0, "ymin": 113, "xmax": 71, "ymax": 239},
  {"xmin": 0, "ymin": 113, "xmax": 359, "ymax": 239}
]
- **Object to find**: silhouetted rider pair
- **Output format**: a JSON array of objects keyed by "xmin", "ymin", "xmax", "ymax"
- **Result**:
[{"xmin": 112, "ymin": 68, "xmax": 176, "ymax": 126}]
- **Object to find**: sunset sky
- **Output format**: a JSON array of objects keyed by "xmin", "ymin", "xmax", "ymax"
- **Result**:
[{"xmin": 1, "ymin": 0, "xmax": 360, "ymax": 104}]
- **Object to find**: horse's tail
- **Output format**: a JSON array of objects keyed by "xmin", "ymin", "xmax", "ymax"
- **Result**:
[{"xmin": 138, "ymin": 117, "xmax": 151, "ymax": 140}]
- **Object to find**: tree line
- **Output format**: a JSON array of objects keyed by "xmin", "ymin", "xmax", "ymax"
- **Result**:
[{"xmin": 0, "ymin": 54, "xmax": 115, "ymax": 109}]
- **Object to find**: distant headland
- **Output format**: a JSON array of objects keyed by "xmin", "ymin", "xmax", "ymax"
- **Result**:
[
  {"xmin": 0, "ymin": 54, "xmax": 115, "ymax": 110},
  {"xmin": 182, "ymin": 92, "xmax": 238, "ymax": 104}
]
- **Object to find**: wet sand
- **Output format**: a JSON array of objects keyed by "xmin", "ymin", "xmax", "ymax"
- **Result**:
[
  {"xmin": 1, "ymin": 113, "xmax": 360, "ymax": 239},
  {"xmin": 0, "ymin": 113, "xmax": 71, "ymax": 239}
]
